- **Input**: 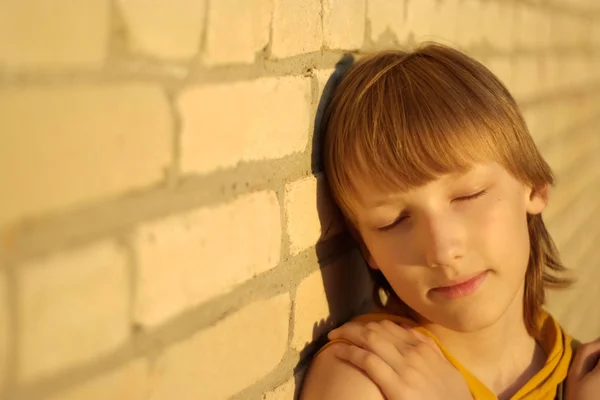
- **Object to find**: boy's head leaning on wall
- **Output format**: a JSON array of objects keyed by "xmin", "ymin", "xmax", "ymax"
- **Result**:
[{"xmin": 321, "ymin": 43, "xmax": 572, "ymax": 339}]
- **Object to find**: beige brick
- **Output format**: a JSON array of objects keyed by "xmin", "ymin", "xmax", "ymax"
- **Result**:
[
  {"xmin": 593, "ymin": 55, "xmax": 600, "ymax": 81},
  {"xmin": 545, "ymin": 161, "xmax": 599, "ymax": 227},
  {"xmin": 514, "ymin": 4, "xmax": 539, "ymax": 49},
  {"xmin": 521, "ymin": 109, "xmax": 539, "ymax": 144},
  {"xmin": 562, "ymin": 57, "xmax": 589, "ymax": 88},
  {"xmin": 539, "ymin": 55, "xmax": 560, "ymax": 94},
  {"xmin": 292, "ymin": 251, "xmax": 371, "ymax": 351},
  {"xmin": 179, "ymin": 77, "xmax": 310, "ymax": 175},
  {"xmin": 522, "ymin": 103, "xmax": 555, "ymax": 145},
  {"xmin": 536, "ymin": 10, "xmax": 552, "ymax": 48},
  {"xmin": 315, "ymin": 68, "xmax": 337, "ymax": 130},
  {"xmin": 0, "ymin": 84, "xmax": 171, "ymax": 228},
  {"xmin": 285, "ymin": 175, "xmax": 343, "ymax": 256},
  {"xmin": 367, "ymin": 0, "xmax": 405, "ymax": 42},
  {"xmin": 559, "ymin": 208, "xmax": 600, "ymax": 271},
  {"xmin": 573, "ymin": 95, "xmax": 599, "ymax": 124},
  {"xmin": 485, "ymin": 57, "xmax": 513, "ymax": 92},
  {"xmin": 271, "ymin": 0, "xmax": 322, "ymax": 58},
  {"xmin": 47, "ymin": 359, "xmax": 148, "ymax": 400},
  {"xmin": 0, "ymin": 272, "xmax": 7, "ymax": 389},
  {"xmin": 527, "ymin": 101, "xmax": 584, "ymax": 145},
  {"xmin": 150, "ymin": 294, "xmax": 290, "ymax": 400},
  {"xmin": 577, "ymin": 231, "xmax": 600, "ymax": 280},
  {"xmin": 593, "ymin": 56, "xmax": 600, "ymax": 82},
  {"xmin": 455, "ymin": 0, "xmax": 482, "ymax": 47},
  {"xmin": 554, "ymin": 245, "xmax": 600, "ymax": 342},
  {"xmin": 483, "ymin": 1, "xmax": 514, "ymax": 50},
  {"xmin": 551, "ymin": 14, "xmax": 582, "ymax": 48},
  {"xmin": 547, "ymin": 102, "xmax": 573, "ymax": 139},
  {"xmin": 134, "ymin": 191, "xmax": 281, "ymax": 328},
  {"xmin": 547, "ymin": 186, "xmax": 598, "ymax": 250},
  {"xmin": 547, "ymin": 264, "xmax": 600, "ymax": 342},
  {"xmin": 549, "ymin": 14, "xmax": 567, "ymax": 47},
  {"xmin": 510, "ymin": 57, "xmax": 539, "ymax": 101},
  {"xmin": 17, "ymin": 241, "xmax": 129, "ymax": 383},
  {"xmin": 204, "ymin": 0, "xmax": 272, "ymax": 64},
  {"xmin": 540, "ymin": 137, "xmax": 566, "ymax": 173},
  {"xmin": 262, "ymin": 376, "xmax": 296, "ymax": 400},
  {"xmin": 560, "ymin": 137, "xmax": 598, "ymax": 174},
  {"xmin": 315, "ymin": 68, "xmax": 336, "ymax": 96},
  {"xmin": 323, "ymin": 0, "xmax": 366, "ymax": 50},
  {"xmin": 541, "ymin": 127, "xmax": 595, "ymax": 178},
  {"xmin": 567, "ymin": 15, "xmax": 587, "ymax": 46},
  {"xmin": 593, "ymin": 21, "xmax": 600, "ymax": 46},
  {"xmin": 402, "ymin": 0, "xmax": 437, "ymax": 41},
  {"xmin": 555, "ymin": 58, "xmax": 575, "ymax": 89},
  {"xmin": 0, "ymin": 0, "xmax": 108, "ymax": 68},
  {"xmin": 117, "ymin": 0, "xmax": 206, "ymax": 59},
  {"xmin": 429, "ymin": 0, "xmax": 458, "ymax": 43}
]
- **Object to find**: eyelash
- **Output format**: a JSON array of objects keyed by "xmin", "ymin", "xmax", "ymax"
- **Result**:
[
  {"xmin": 378, "ymin": 190, "xmax": 488, "ymax": 232},
  {"xmin": 459, "ymin": 189, "xmax": 487, "ymax": 202}
]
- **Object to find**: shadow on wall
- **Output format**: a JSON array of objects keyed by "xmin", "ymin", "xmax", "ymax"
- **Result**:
[
  {"xmin": 293, "ymin": 54, "xmax": 375, "ymax": 396},
  {"xmin": 310, "ymin": 53, "xmax": 355, "ymax": 173}
]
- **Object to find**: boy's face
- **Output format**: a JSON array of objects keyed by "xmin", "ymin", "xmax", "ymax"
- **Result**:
[{"xmin": 352, "ymin": 162, "xmax": 548, "ymax": 332}]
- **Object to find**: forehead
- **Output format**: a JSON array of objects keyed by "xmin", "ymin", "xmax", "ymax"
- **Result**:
[{"xmin": 352, "ymin": 162, "xmax": 500, "ymax": 209}]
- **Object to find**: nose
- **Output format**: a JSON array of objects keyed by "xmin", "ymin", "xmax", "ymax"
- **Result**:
[{"xmin": 420, "ymin": 213, "xmax": 465, "ymax": 269}]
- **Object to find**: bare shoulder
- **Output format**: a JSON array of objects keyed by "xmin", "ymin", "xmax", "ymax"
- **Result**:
[{"xmin": 299, "ymin": 343, "xmax": 385, "ymax": 400}]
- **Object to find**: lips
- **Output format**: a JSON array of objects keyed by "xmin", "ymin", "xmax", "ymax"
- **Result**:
[{"xmin": 430, "ymin": 270, "xmax": 489, "ymax": 300}]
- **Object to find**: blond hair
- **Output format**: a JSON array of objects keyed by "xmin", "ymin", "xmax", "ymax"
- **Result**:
[{"xmin": 321, "ymin": 43, "xmax": 572, "ymax": 337}]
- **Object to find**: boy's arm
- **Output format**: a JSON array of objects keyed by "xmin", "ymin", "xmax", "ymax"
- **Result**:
[
  {"xmin": 300, "ymin": 343, "xmax": 386, "ymax": 400},
  {"xmin": 565, "ymin": 337, "xmax": 600, "ymax": 400}
]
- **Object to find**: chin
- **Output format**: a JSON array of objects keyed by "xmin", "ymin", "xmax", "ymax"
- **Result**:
[
  {"xmin": 441, "ymin": 305, "xmax": 506, "ymax": 332},
  {"xmin": 419, "ymin": 294, "xmax": 515, "ymax": 333}
]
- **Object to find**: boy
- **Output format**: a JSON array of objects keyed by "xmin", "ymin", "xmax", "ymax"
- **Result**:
[{"xmin": 301, "ymin": 44, "xmax": 600, "ymax": 399}]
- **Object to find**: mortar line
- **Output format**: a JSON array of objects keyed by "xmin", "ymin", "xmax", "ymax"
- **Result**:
[{"xmin": 2, "ymin": 260, "xmax": 18, "ymax": 398}]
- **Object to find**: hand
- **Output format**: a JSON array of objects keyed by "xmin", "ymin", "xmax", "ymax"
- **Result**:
[
  {"xmin": 328, "ymin": 320, "xmax": 473, "ymax": 400},
  {"xmin": 565, "ymin": 338, "xmax": 600, "ymax": 400}
]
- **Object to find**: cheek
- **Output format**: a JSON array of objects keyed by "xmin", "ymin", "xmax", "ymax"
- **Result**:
[
  {"xmin": 365, "ymin": 231, "xmax": 412, "ymax": 269},
  {"xmin": 474, "ymin": 196, "xmax": 530, "ymax": 268},
  {"xmin": 364, "ymin": 234, "xmax": 423, "ymax": 291}
]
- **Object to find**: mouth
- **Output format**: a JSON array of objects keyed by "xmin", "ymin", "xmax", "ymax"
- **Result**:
[{"xmin": 430, "ymin": 270, "xmax": 489, "ymax": 300}]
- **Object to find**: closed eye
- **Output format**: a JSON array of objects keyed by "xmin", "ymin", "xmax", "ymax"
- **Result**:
[
  {"xmin": 378, "ymin": 190, "xmax": 487, "ymax": 232},
  {"xmin": 378, "ymin": 214, "xmax": 409, "ymax": 232},
  {"xmin": 455, "ymin": 190, "xmax": 487, "ymax": 202}
]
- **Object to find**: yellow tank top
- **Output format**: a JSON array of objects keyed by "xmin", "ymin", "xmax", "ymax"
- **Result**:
[{"xmin": 317, "ymin": 310, "xmax": 574, "ymax": 400}]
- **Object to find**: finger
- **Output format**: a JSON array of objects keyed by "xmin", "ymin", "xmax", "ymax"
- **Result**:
[
  {"xmin": 329, "ymin": 322, "xmax": 408, "ymax": 374},
  {"xmin": 332, "ymin": 343, "xmax": 405, "ymax": 400},
  {"xmin": 378, "ymin": 320, "xmax": 444, "ymax": 358},
  {"xmin": 569, "ymin": 339, "xmax": 600, "ymax": 382},
  {"xmin": 372, "ymin": 321, "xmax": 447, "ymax": 378},
  {"xmin": 329, "ymin": 322, "xmax": 400, "ymax": 350},
  {"xmin": 378, "ymin": 320, "xmax": 422, "ymax": 347},
  {"xmin": 408, "ymin": 329, "xmax": 445, "ymax": 358},
  {"xmin": 328, "ymin": 322, "xmax": 362, "ymax": 340},
  {"xmin": 367, "ymin": 321, "xmax": 419, "ymax": 355}
]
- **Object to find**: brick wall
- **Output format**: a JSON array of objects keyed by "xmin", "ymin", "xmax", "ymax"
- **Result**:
[{"xmin": 0, "ymin": 1, "xmax": 599, "ymax": 399}]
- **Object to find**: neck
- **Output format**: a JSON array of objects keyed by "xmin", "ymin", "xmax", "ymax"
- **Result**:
[{"xmin": 420, "ymin": 288, "xmax": 546, "ymax": 398}]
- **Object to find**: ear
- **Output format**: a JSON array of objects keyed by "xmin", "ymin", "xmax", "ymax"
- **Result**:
[{"xmin": 526, "ymin": 183, "xmax": 549, "ymax": 215}]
